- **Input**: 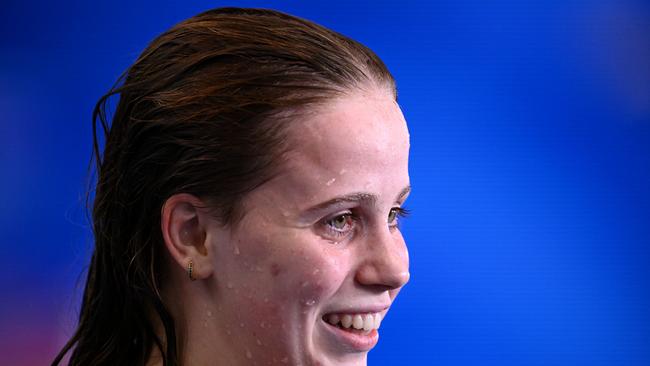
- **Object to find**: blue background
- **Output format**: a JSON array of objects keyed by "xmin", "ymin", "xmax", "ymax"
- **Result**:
[{"xmin": 1, "ymin": 0, "xmax": 649, "ymax": 365}]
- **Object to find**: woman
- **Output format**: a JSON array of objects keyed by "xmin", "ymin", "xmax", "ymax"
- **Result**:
[{"xmin": 53, "ymin": 7, "xmax": 411, "ymax": 366}]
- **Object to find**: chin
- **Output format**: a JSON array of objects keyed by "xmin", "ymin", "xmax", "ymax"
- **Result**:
[
  {"xmin": 315, "ymin": 352, "xmax": 368, "ymax": 366},
  {"xmin": 305, "ymin": 321, "xmax": 375, "ymax": 366}
]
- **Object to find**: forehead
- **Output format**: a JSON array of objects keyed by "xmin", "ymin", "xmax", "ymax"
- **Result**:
[
  {"xmin": 275, "ymin": 90, "xmax": 411, "ymax": 202},
  {"xmin": 296, "ymin": 91, "xmax": 408, "ymax": 156},
  {"xmin": 237, "ymin": 89, "xmax": 411, "ymax": 220}
]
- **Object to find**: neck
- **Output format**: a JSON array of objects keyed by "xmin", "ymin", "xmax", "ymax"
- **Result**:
[{"xmin": 148, "ymin": 272, "xmax": 248, "ymax": 366}]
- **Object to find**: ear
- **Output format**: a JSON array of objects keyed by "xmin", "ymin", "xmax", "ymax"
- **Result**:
[{"xmin": 161, "ymin": 193, "xmax": 214, "ymax": 281}]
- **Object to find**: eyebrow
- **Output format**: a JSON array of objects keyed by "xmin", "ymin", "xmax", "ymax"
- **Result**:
[
  {"xmin": 396, "ymin": 185, "xmax": 412, "ymax": 202},
  {"xmin": 302, "ymin": 185, "xmax": 411, "ymax": 216}
]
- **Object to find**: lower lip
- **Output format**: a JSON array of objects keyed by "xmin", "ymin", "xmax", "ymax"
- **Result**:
[{"xmin": 322, "ymin": 319, "xmax": 380, "ymax": 352}]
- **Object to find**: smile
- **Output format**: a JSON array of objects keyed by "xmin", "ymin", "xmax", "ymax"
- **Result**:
[
  {"xmin": 324, "ymin": 312, "xmax": 383, "ymax": 331},
  {"xmin": 321, "ymin": 311, "xmax": 384, "ymax": 351}
]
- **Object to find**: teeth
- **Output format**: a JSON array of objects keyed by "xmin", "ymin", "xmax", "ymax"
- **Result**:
[
  {"xmin": 363, "ymin": 314, "xmax": 374, "ymax": 331},
  {"xmin": 324, "ymin": 312, "xmax": 384, "ymax": 331},
  {"xmin": 341, "ymin": 314, "xmax": 353, "ymax": 328},
  {"xmin": 352, "ymin": 314, "xmax": 363, "ymax": 329},
  {"xmin": 374, "ymin": 313, "xmax": 382, "ymax": 329}
]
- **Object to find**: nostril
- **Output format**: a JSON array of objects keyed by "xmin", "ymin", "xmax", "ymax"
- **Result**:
[{"xmin": 355, "ymin": 263, "xmax": 410, "ymax": 290}]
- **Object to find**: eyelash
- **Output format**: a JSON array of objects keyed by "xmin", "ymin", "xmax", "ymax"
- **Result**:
[
  {"xmin": 389, "ymin": 207, "xmax": 411, "ymax": 228},
  {"xmin": 320, "ymin": 207, "xmax": 411, "ymax": 241}
]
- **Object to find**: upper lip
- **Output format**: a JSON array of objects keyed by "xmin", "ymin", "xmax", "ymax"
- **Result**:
[{"xmin": 322, "ymin": 304, "xmax": 390, "ymax": 315}]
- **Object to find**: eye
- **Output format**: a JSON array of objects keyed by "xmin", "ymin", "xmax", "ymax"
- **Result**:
[
  {"xmin": 388, "ymin": 207, "xmax": 410, "ymax": 228},
  {"xmin": 320, "ymin": 212, "xmax": 357, "ymax": 241},
  {"xmin": 330, "ymin": 214, "xmax": 352, "ymax": 230}
]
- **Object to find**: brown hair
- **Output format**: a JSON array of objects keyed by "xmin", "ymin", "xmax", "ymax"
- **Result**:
[{"xmin": 52, "ymin": 7, "xmax": 395, "ymax": 366}]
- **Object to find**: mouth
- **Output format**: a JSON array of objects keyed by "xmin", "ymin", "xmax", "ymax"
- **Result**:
[{"xmin": 321, "ymin": 312, "xmax": 383, "ymax": 351}]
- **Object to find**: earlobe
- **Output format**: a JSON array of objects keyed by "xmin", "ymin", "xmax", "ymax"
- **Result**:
[{"xmin": 161, "ymin": 193, "xmax": 213, "ymax": 280}]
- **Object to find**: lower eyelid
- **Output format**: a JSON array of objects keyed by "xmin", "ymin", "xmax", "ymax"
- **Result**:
[
  {"xmin": 328, "ymin": 222, "xmax": 354, "ymax": 234},
  {"xmin": 321, "ymin": 218, "xmax": 357, "ymax": 239}
]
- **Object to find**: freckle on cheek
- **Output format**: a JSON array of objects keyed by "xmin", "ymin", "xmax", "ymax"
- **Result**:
[{"xmin": 270, "ymin": 263, "xmax": 283, "ymax": 277}]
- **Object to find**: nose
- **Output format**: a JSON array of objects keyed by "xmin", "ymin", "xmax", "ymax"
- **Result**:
[{"xmin": 354, "ymin": 228, "xmax": 410, "ymax": 290}]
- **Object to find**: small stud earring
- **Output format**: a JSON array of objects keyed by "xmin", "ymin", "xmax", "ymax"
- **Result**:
[{"xmin": 187, "ymin": 259, "xmax": 195, "ymax": 281}]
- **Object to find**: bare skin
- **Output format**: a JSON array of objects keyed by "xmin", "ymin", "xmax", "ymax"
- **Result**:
[{"xmin": 154, "ymin": 87, "xmax": 411, "ymax": 365}]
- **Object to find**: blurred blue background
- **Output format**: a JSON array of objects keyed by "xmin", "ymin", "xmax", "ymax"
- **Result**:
[{"xmin": 1, "ymin": 0, "xmax": 649, "ymax": 365}]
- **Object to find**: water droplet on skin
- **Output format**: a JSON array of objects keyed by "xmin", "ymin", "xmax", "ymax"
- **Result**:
[
  {"xmin": 246, "ymin": 349, "xmax": 252, "ymax": 359},
  {"xmin": 207, "ymin": 310, "xmax": 212, "ymax": 317},
  {"xmin": 227, "ymin": 282, "xmax": 234, "ymax": 289},
  {"xmin": 301, "ymin": 281, "xmax": 309, "ymax": 287},
  {"xmin": 256, "ymin": 338, "xmax": 263, "ymax": 346},
  {"xmin": 305, "ymin": 299, "xmax": 316, "ymax": 306},
  {"xmin": 260, "ymin": 321, "xmax": 267, "ymax": 328},
  {"xmin": 226, "ymin": 329, "xmax": 232, "ymax": 335},
  {"xmin": 326, "ymin": 178, "xmax": 336, "ymax": 186},
  {"xmin": 203, "ymin": 321, "xmax": 208, "ymax": 328},
  {"xmin": 339, "ymin": 169, "xmax": 347, "ymax": 175},
  {"xmin": 233, "ymin": 245, "xmax": 240, "ymax": 255},
  {"xmin": 240, "ymin": 322, "xmax": 245, "ymax": 328},
  {"xmin": 312, "ymin": 269, "xmax": 320, "ymax": 275}
]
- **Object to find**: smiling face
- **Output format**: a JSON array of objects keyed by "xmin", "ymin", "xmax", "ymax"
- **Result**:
[{"xmin": 207, "ymin": 88, "xmax": 411, "ymax": 365}]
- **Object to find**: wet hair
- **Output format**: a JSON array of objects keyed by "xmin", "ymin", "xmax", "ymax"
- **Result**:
[{"xmin": 52, "ymin": 7, "xmax": 395, "ymax": 366}]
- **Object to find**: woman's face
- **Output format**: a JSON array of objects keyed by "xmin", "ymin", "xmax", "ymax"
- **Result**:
[{"xmin": 207, "ymin": 89, "xmax": 411, "ymax": 365}]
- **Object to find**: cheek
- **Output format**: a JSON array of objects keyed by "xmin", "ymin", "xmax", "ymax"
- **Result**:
[
  {"xmin": 231, "ymin": 250, "xmax": 348, "ymax": 346},
  {"xmin": 267, "ymin": 247, "xmax": 348, "ymax": 307},
  {"xmin": 222, "ymin": 229, "xmax": 350, "ymax": 327}
]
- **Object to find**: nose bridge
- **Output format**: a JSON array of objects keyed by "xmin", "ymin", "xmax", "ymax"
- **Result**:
[{"xmin": 355, "ymin": 224, "xmax": 410, "ymax": 290}]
